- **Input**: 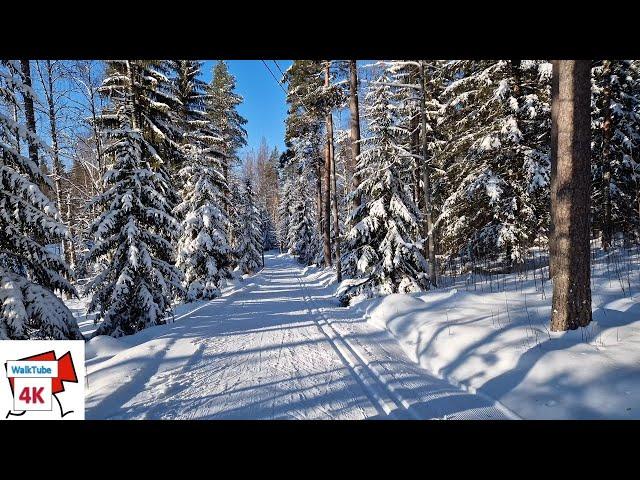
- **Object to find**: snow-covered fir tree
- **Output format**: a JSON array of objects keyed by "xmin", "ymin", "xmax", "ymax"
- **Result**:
[
  {"xmin": 84, "ymin": 61, "xmax": 182, "ymax": 337},
  {"xmin": 436, "ymin": 60, "xmax": 551, "ymax": 265},
  {"xmin": 237, "ymin": 178, "xmax": 263, "ymax": 274},
  {"xmin": 287, "ymin": 170, "xmax": 318, "ymax": 265},
  {"xmin": 591, "ymin": 60, "xmax": 640, "ymax": 245},
  {"xmin": 0, "ymin": 61, "xmax": 82, "ymax": 340},
  {"xmin": 281, "ymin": 124, "xmax": 323, "ymax": 265},
  {"xmin": 172, "ymin": 60, "xmax": 231, "ymax": 301},
  {"xmin": 206, "ymin": 61, "xmax": 247, "ymax": 270},
  {"xmin": 339, "ymin": 70, "xmax": 429, "ymax": 305},
  {"xmin": 277, "ymin": 174, "xmax": 293, "ymax": 251},
  {"xmin": 206, "ymin": 61, "xmax": 248, "ymax": 168},
  {"xmin": 260, "ymin": 205, "xmax": 277, "ymax": 251}
]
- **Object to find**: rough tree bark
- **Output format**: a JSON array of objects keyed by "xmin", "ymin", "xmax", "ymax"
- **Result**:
[
  {"xmin": 549, "ymin": 60, "xmax": 592, "ymax": 332},
  {"xmin": 322, "ymin": 63, "xmax": 332, "ymax": 267},
  {"xmin": 419, "ymin": 61, "xmax": 437, "ymax": 288},
  {"xmin": 348, "ymin": 60, "xmax": 362, "ymax": 224}
]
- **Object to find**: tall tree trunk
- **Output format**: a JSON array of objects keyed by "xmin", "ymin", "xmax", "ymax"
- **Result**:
[
  {"xmin": 43, "ymin": 60, "xmax": 66, "ymax": 261},
  {"xmin": 348, "ymin": 60, "xmax": 362, "ymax": 224},
  {"xmin": 419, "ymin": 61, "xmax": 437, "ymax": 288},
  {"xmin": 322, "ymin": 63, "xmax": 332, "ymax": 267},
  {"xmin": 316, "ymin": 155, "xmax": 324, "ymax": 253},
  {"xmin": 65, "ymin": 193, "xmax": 76, "ymax": 269},
  {"xmin": 20, "ymin": 60, "xmax": 39, "ymax": 167},
  {"xmin": 327, "ymin": 89, "xmax": 342, "ymax": 282},
  {"xmin": 549, "ymin": 60, "xmax": 592, "ymax": 332},
  {"xmin": 600, "ymin": 60, "xmax": 613, "ymax": 251}
]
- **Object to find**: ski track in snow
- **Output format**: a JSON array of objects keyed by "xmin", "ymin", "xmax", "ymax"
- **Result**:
[{"xmin": 85, "ymin": 253, "xmax": 512, "ymax": 420}]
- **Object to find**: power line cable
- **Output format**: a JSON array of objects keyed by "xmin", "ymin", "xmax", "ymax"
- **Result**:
[{"xmin": 260, "ymin": 60, "xmax": 288, "ymax": 96}]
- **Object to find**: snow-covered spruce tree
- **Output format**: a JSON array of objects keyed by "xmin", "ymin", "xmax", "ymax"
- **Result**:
[
  {"xmin": 84, "ymin": 61, "xmax": 182, "ymax": 337},
  {"xmin": 436, "ymin": 60, "xmax": 551, "ymax": 265},
  {"xmin": 287, "ymin": 170, "xmax": 318, "ymax": 265},
  {"xmin": 339, "ymin": 71, "xmax": 429, "ymax": 305},
  {"xmin": 172, "ymin": 60, "xmax": 231, "ymax": 301},
  {"xmin": 277, "ymin": 174, "xmax": 294, "ymax": 251},
  {"xmin": 237, "ymin": 179, "xmax": 263, "ymax": 274},
  {"xmin": 101, "ymin": 61, "xmax": 181, "ymax": 169},
  {"xmin": 206, "ymin": 61, "xmax": 247, "ymax": 271},
  {"xmin": 0, "ymin": 61, "xmax": 81, "ymax": 340},
  {"xmin": 206, "ymin": 61, "xmax": 247, "ymax": 168},
  {"xmin": 260, "ymin": 205, "xmax": 277, "ymax": 251},
  {"xmin": 282, "ymin": 125, "xmax": 323, "ymax": 265},
  {"xmin": 591, "ymin": 60, "xmax": 640, "ymax": 245}
]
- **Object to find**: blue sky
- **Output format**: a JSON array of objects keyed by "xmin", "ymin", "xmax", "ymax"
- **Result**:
[{"xmin": 201, "ymin": 60, "xmax": 292, "ymax": 158}]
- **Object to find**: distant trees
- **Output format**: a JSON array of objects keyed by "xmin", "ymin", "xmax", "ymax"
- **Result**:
[{"xmin": 237, "ymin": 179, "xmax": 263, "ymax": 274}]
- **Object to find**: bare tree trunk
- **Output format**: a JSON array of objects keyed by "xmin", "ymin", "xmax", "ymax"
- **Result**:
[
  {"xmin": 549, "ymin": 60, "xmax": 592, "ymax": 332},
  {"xmin": 20, "ymin": 60, "xmax": 39, "ymax": 167},
  {"xmin": 66, "ymin": 193, "xmax": 76, "ymax": 269},
  {"xmin": 348, "ymin": 60, "xmax": 362, "ymax": 224},
  {"xmin": 600, "ymin": 60, "xmax": 613, "ymax": 251},
  {"xmin": 322, "ymin": 63, "xmax": 332, "ymax": 267},
  {"xmin": 315, "ymin": 155, "xmax": 325, "ymax": 264},
  {"xmin": 41, "ymin": 60, "xmax": 66, "ymax": 260},
  {"xmin": 86, "ymin": 64, "xmax": 105, "ymax": 190},
  {"xmin": 419, "ymin": 61, "xmax": 437, "ymax": 288},
  {"xmin": 328, "ymin": 90, "xmax": 342, "ymax": 282}
]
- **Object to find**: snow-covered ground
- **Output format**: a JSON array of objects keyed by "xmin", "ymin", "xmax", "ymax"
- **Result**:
[
  {"xmin": 351, "ymin": 248, "xmax": 640, "ymax": 419},
  {"xmin": 72, "ymin": 249, "xmax": 640, "ymax": 420},
  {"xmin": 78, "ymin": 253, "xmax": 511, "ymax": 420}
]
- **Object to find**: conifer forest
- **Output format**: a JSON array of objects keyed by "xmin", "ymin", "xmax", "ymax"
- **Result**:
[{"xmin": 2, "ymin": 59, "xmax": 640, "ymax": 420}]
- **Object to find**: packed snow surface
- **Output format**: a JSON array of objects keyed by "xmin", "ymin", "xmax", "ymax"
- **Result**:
[
  {"xmin": 82, "ymin": 253, "xmax": 511, "ymax": 419},
  {"xmin": 359, "ymin": 249, "xmax": 640, "ymax": 419},
  {"xmin": 78, "ymin": 250, "xmax": 640, "ymax": 420}
]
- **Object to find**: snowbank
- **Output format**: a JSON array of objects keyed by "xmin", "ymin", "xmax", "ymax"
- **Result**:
[{"xmin": 360, "ymin": 251, "xmax": 640, "ymax": 419}]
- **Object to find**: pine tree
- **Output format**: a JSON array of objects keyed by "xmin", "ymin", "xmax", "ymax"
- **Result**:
[
  {"xmin": 237, "ymin": 179, "xmax": 263, "ymax": 274},
  {"xmin": 339, "ymin": 70, "xmax": 429, "ymax": 305},
  {"xmin": 549, "ymin": 60, "xmax": 592, "ymax": 331},
  {"xmin": 284, "ymin": 60, "xmax": 341, "ymax": 267},
  {"xmin": 84, "ymin": 61, "xmax": 182, "ymax": 337},
  {"xmin": 172, "ymin": 60, "xmax": 231, "ymax": 301},
  {"xmin": 436, "ymin": 60, "xmax": 551, "ymax": 265},
  {"xmin": 0, "ymin": 60, "xmax": 81, "ymax": 340}
]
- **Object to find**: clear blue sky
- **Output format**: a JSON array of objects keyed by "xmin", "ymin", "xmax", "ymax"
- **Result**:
[{"xmin": 201, "ymin": 60, "xmax": 292, "ymax": 158}]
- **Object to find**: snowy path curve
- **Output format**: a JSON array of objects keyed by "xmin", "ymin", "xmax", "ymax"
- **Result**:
[{"xmin": 85, "ymin": 253, "xmax": 513, "ymax": 419}]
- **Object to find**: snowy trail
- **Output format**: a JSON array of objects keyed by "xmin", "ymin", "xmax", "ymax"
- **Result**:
[{"xmin": 85, "ymin": 253, "xmax": 512, "ymax": 420}]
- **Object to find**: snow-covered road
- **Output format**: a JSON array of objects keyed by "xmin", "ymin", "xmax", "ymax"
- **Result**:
[{"xmin": 85, "ymin": 253, "xmax": 514, "ymax": 419}]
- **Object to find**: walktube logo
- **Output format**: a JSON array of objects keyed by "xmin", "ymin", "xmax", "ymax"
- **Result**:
[{"xmin": 1, "ymin": 341, "xmax": 85, "ymax": 420}]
